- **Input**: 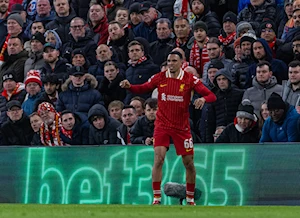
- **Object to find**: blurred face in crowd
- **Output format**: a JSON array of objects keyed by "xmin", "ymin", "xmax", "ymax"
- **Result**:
[
  {"xmin": 293, "ymin": 9, "xmax": 300, "ymax": 28},
  {"xmin": 130, "ymin": 100, "xmax": 144, "ymax": 116},
  {"xmin": 43, "ymin": 47, "xmax": 59, "ymax": 63},
  {"xmin": 92, "ymin": 116, "xmax": 105, "ymax": 130},
  {"xmin": 70, "ymin": 19, "xmax": 85, "ymax": 41},
  {"xmin": 237, "ymin": 117, "xmax": 252, "ymax": 129},
  {"xmin": 7, "ymin": 19, "xmax": 22, "ymax": 36},
  {"xmin": 250, "ymin": 0, "xmax": 264, "ymax": 7},
  {"xmin": 260, "ymin": 27, "xmax": 276, "ymax": 42},
  {"xmin": 89, "ymin": 4, "xmax": 104, "ymax": 23},
  {"xmin": 61, "ymin": 113, "xmax": 76, "ymax": 131},
  {"xmin": 207, "ymin": 43, "xmax": 221, "ymax": 59},
  {"xmin": 235, "ymin": 44, "xmax": 242, "ymax": 60},
  {"xmin": 39, "ymin": 110, "xmax": 55, "ymax": 126},
  {"xmin": 7, "ymin": 106, "xmax": 23, "ymax": 122},
  {"xmin": 260, "ymin": 103, "xmax": 269, "ymax": 121},
  {"xmin": 145, "ymin": 104, "xmax": 157, "ymax": 121},
  {"xmin": 70, "ymin": 74, "xmax": 85, "ymax": 87},
  {"xmin": 253, "ymin": 41, "xmax": 266, "ymax": 60},
  {"xmin": 7, "ymin": 38, "xmax": 23, "ymax": 55},
  {"xmin": 0, "ymin": 0, "xmax": 8, "ymax": 15},
  {"xmin": 121, "ymin": 108, "xmax": 138, "ymax": 127},
  {"xmin": 238, "ymin": 28, "xmax": 250, "ymax": 37},
  {"xmin": 140, "ymin": 7, "xmax": 157, "ymax": 25},
  {"xmin": 31, "ymin": 22, "xmax": 45, "ymax": 35},
  {"xmin": 26, "ymin": 82, "xmax": 41, "ymax": 96},
  {"xmin": 156, "ymin": 21, "xmax": 172, "ymax": 40},
  {"xmin": 108, "ymin": 23, "xmax": 124, "ymax": 41},
  {"xmin": 115, "ymin": 9, "xmax": 129, "ymax": 27},
  {"xmin": 194, "ymin": 28, "xmax": 206, "ymax": 43},
  {"xmin": 191, "ymin": 0, "xmax": 204, "ymax": 15},
  {"xmin": 256, "ymin": 64, "xmax": 272, "ymax": 83},
  {"xmin": 44, "ymin": 82, "xmax": 58, "ymax": 96},
  {"xmin": 30, "ymin": 114, "xmax": 43, "ymax": 132},
  {"xmin": 185, "ymin": 66, "xmax": 200, "ymax": 78},
  {"xmin": 31, "ymin": 39, "xmax": 44, "ymax": 53},
  {"xmin": 208, "ymin": 68, "xmax": 218, "ymax": 83},
  {"xmin": 216, "ymin": 75, "xmax": 229, "ymax": 90},
  {"xmin": 269, "ymin": 109, "xmax": 284, "ymax": 122},
  {"xmin": 45, "ymin": 32, "xmax": 57, "ymax": 45},
  {"xmin": 241, "ymin": 41, "xmax": 252, "ymax": 56},
  {"xmin": 54, "ymin": 0, "xmax": 70, "ymax": 17},
  {"xmin": 285, "ymin": 2, "xmax": 293, "ymax": 18},
  {"xmin": 167, "ymin": 54, "xmax": 182, "ymax": 74},
  {"xmin": 3, "ymin": 79, "xmax": 16, "ymax": 92},
  {"xmin": 293, "ymin": 40, "xmax": 300, "ymax": 56},
  {"xmin": 72, "ymin": 54, "xmax": 85, "ymax": 67},
  {"xmin": 223, "ymin": 21, "xmax": 236, "ymax": 35},
  {"xmin": 288, "ymin": 65, "xmax": 300, "ymax": 85},
  {"xmin": 109, "ymin": 106, "xmax": 122, "ymax": 120},
  {"xmin": 104, "ymin": 64, "xmax": 119, "ymax": 82},
  {"xmin": 130, "ymin": 12, "xmax": 142, "ymax": 26},
  {"xmin": 128, "ymin": 44, "xmax": 144, "ymax": 61},
  {"xmin": 174, "ymin": 19, "xmax": 190, "ymax": 39},
  {"xmin": 96, "ymin": 44, "xmax": 112, "ymax": 62},
  {"xmin": 37, "ymin": 0, "xmax": 51, "ymax": 17}
]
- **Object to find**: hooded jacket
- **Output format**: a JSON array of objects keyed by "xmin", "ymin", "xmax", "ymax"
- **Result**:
[
  {"xmin": 40, "ymin": 58, "xmax": 71, "ymax": 84},
  {"xmin": 130, "ymin": 115, "xmax": 155, "ymax": 144},
  {"xmin": 212, "ymin": 69, "xmax": 244, "ymax": 127},
  {"xmin": 282, "ymin": 80, "xmax": 300, "ymax": 106},
  {"xmin": 88, "ymin": 104, "xmax": 121, "ymax": 145},
  {"xmin": 246, "ymin": 38, "xmax": 288, "ymax": 88},
  {"xmin": 231, "ymin": 55, "xmax": 255, "ymax": 89}
]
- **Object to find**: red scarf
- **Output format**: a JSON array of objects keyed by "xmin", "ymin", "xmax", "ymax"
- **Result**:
[
  {"xmin": 0, "ymin": 34, "xmax": 10, "ymax": 62},
  {"xmin": 2, "ymin": 82, "xmax": 23, "ymax": 100},
  {"xmin": 175, "ymin": 38, "xmax": 188, "ymax": 48},
  {"xmin": 268, "ymin": 37, "xmax": 276, "ymax": 58},
  {"xmin": 189, "ymin": 38, "xmax": 209, "ymax": 77},
  {"xmin": 218, "ymin": 32, "xmax": 236, "ymax": 46},
  {"xmin": 128, "ymin": 56, "xmax": 147, "ymax": 67},
  {"xmin": 61, "ymin": 126, "xmax": 73, "ymax": 139},
  {"xmin": 181, "ymin": 0, "xmax": 189, "ymax": 18},
  {"xmin": 40, "ymin": 113, "xmax": 64, "ymax": 146}
]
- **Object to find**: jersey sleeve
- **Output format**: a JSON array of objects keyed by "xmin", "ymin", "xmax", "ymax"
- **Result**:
[
  {"xmin": 192, "ymin": 76, "xmax": 216, "ymax": 103},
  {"xmin": 128, "ymin": 73, "xmax": 160, "ymax": 94}
]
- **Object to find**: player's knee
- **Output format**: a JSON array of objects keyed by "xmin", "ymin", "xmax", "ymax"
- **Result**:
[
  {"xmin": 154, "ymin": 154, "xmax": 165, "ymax": 167},
  {"xmin": 184, "ymin": 160, "xmax": 195, "ymax": 172}
]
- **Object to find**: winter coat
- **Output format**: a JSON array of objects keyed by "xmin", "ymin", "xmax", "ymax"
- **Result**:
[
  {"xmin": 231, "ymin": 56, "xmax": 254, "ymax": 89},
  {"xmin": 56, "ymin": 74, "xmax": 103, "ymax": 120},
  {"xmin": 0, "ymin": 17, "xmax": 7, "ymax": 50},
  {"xmin": 156, "ymin": 0, "xmax": 176, "ymax": 20},
  {"xmin": 22, "ymin": 92, "xmax": 42, "ymax": 116},
  {"xmin": 282, "ymin": 80, "xmax": 300, "ymax": 106},
  {"xmin": 98, "ymin": 73, "xmax": 127, "ymax": 108},
  {"xmin": 24, "ymin": 51, "xmax": 45, "ymax": 77},
  {"xmin": 124, "ymin": 56, "xmax": 160, "ymax": 104},
  {"xmin": 260, "ymin": 104, "xmax": 300, "ymax": 142},
  {"xmin": 149, "ymin": 37, "xmax": 174, "ymax": 66},
  {"xmin": 242, "ymin": 76, "xmax": 283, "ymax": 116},
  {"xmin": 71, "ymin": 0, "xmax": 91, "ymax": 19},
  {"xmin": 246, "ymin": 38, "xmax": 288, "ymax": 88},
  {"xmin": 88, "ymin": 16, "xmax": 109, "ymax": 46},
  {"xmin": 213, "ymin": 69, "xmax": 244, "ymax": 127},
  {"xmin": 237, "ymin": 0, "xmax": 277, "ymax": 34},
  {"xmin": 88, "ymin": 104, "xmax": 121, "ymax": 145},
  {"xmin": 62, "ymin": 29, "xmax": 98, "ymax": 65},
  {"xmin": 0, "ymin": 114, "xmax": 34, "ymax": 145},
  {"xmin": 46, "ymin": 9, "xmax": 77, "ymax": 43},
  {"xmin": 117, "ymin": 123, "xmax": 129, "ymax": 145},
  {"xmin": 130, "ymin": 115, "xmax": 154, "ymax": 144}
]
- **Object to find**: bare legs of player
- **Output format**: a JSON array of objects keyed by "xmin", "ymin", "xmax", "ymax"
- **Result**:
[{"xmin": 182, "ymin": 155, "xmax": 196, "ymax": 205}]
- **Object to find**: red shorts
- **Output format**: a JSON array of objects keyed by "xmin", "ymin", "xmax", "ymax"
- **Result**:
[{"xmin": 153, "ymin": 127, "xmax": 194, "ymax": 156}]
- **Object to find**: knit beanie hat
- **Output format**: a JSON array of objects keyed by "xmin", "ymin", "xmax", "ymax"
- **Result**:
[
  {"xmin": 2, "ymin": 69, "xmax": 16, "ymax": 82},
  {"xmin": 234, "ymin": 37, "xmax": 241, "ymax": 48},
  {"xmin": 222, "ymin": 11, "xmax": 237, "ymax": 25},
  {"xmin": 267, "ymin": 92, "xmax": 286, "ymax": 110},
  {"xmin": 260, "ymin": 20, "xmax": 277, "ymax": 35},
  {"xmin": 285, "ymin": 0, "xmax": 294, "ymax": 7},
  {"xmin": 7, "ymin": 13, "xmax": 24, "ymax": 27},
  {"xmin": 208, "ymin": 59, "xmax": 224, "ymax": 70},
  {"xmin": 236, "ymin": 21, "xmax": 253, "ymax": 37},
  {"xmin": 25, "ymin": 70, "xmax": 42, "ymax": 87},
  {"xmin": 240, "ymin": 31, "xmax": 257, "ymax": 45},
  {"xmin": 129, "ymin": 2, "xmax": 141, "ymax": 14},
  {"xmin": 37, "ymin": 102, "xmax": 56, "ymax": 115},
  {"xmin": 193, "ymin": 21, "xmax": 208, "ymax": 33},
  {"xmin": 236, "ymin": 104, "xmax": 255, "ymax": 121},
  {"xmin": 31, "ymin": 32, "xmax": 46, "ymax": 44}
]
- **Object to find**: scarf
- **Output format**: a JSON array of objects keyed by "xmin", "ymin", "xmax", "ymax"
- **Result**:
[
  {"xmin": 128, "ymin": 55, "xmax": 147, "ymax": 67},
  {"xmin": 40, "ymin": 113, "xmax": 64, "ymax": 146},
  {"xmin": 0, "ymin": 34, "xmax": 10, "ymax": 64},
  {"xmin": 2, "ymin": 82, "xmax": 24, "ymax": 100},
  {"xmin": 218, "ymin": 32, "xmax": 236, "ymax": 46},
  {"xmin": 175, "ymin": 38, "xmax": 188, "ymax": 48},
  {"xmin": 268, "ymin": 37, "xmax": 276, "ymax": 58},
  {"xmin": 60, "ymin": 126, "xmax": 73, "ymax": 139},
  {"xmin": 189, "ymin": 38, "xmax": 209, "ymax": 77},
  {"xmin": 181, "ymin": 0, "xmax": 189, "ymax": 18}
]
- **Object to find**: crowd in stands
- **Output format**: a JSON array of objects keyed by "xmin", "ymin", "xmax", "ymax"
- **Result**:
[{"xmin": 1, "ymin": 0, "xmax": 300, "ymax": 146}]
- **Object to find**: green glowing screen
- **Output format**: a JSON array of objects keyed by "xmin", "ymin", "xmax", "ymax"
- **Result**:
[{"xmin": 0, "ymin": 144, "xmax": 300, "ymax": 205}]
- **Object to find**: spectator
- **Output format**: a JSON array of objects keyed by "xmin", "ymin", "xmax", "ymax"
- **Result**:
[
  {"xmin": 278, "ymin": 0, "xmax": 294, "ymax": 38},
  {"xmin": 149, "ymin": 18, "xmax": 174, "ymax": 66},
  {"xmin": 88, "ymin": 2, "xmax": 109, "ymax": 46},
  {"xmin": 156, "ymin": 0, "xmax": 175, "ymax": 21},
  {"xmin": 9, "ymin": 4, "xmax": 29, "ymax": 40},
  {"xmin": 71, "ymin": 0, "xmax": 92, "ymax": 19},
  {"xmin": 59, "ymin": 110, "xmax": 89, "ymax": 145},
  {"xmin": 128, "ymin": 2, "xmax": 142, "ymax": 29},
  {"xmin": 29, "ymin": 112, "xmax": 43, "ymax": 145},
  {"xmin": 206, "ymin": 59, "xmax": 224, "ymax": 92},
  {"xmin": 260, "ymin": 92, "xmax": 300, "ymax": 142},
  {"xmin": 117, "ymin": 105, "xmax": 138, "ymax": 145},
  {"xmin": 44, "ymin": 29, "xmax": 62, "ymax": 50},
  {"xmin": 0, "ymin": 100, "xmax": 34, "ymax": 145},
  {"xmin": 190, "ymin": 0, "xmax": 221, "ymax": 37},
  {"xmin": 282, "ymin": 60, "xmax": 300, "ymax": 106},
  {"xmin": 71, "ymin": 49, "xmax": 90, "ymax": 71},
  {"xmin": 258, "ymin": 101, "xmax": 269, "ymax": 136},
  {"xmin": 108, "ymin": 100, "xmax": 124, "ymax": 122},
  {"xmin": 242, "ymin": 61, "xmax": 283, "ymax": 116},
  {"xmin": 115, "ymin": 7, "xmax": 129, "ymax": 28},
  {"xmin": 24, "ymin": 32, "xmax": 45, "ymax": 76},
  {"xmin": 130, "ymin": 96, "xmax": 145, "ymax": 116},
  {"xmin": 213, "ymin": 126, "xmax": 226, "ymax": 142},
  {"xmin": 88, "ymin": 104, "xmax": 121, "ymax": 145},
  {"xmin": 293, "ymin": 35, "xmax": 300, "ymax": 61},
  {"xmin": 99, "ymin": 61, "xmax": 126, "ymax": 108},
  {"xmin": 0, "ymin": 0, "xmax": 8, "ymax": 52},
  {"xmin": 130, "ymin": 98, "xmax": 157, "ymax": 145},
  {"xmin": 187, "ymin": 21, "xmax": 209, "ymax": 78},
  {"xmin": 24, "ymin": 21, "xmax": 46, "ymax": 52},
  {"xmin": 22, "ymin": 70, "xmax": 43, "ymax": 115},
  {"xmin": 284, "ymin": 8, "xmax": 300, "ymax": 42},
  {"xmin": 46, "ymin": 0, "xmax": 76, "ymax": 44},
  {"xmin": 236, "ymin": 21, "xmax": 253, "ymax": 38},
  {"xmin": 34, "ymin": 0, "xmax": 55, "ymax": 25},
  {"xmin": 62, "ymin": 17, "xmax": 97, "ymax": 65},
  {"xmin": 124, "ymin": 40, "xmax": 160, "ymax": 104},
  {"xmin": 216, "ymin": 103, "xmax": 260, "ymax": 143},
  {"xmin": 56, "ymin": 66, "xmax": 103, "ymax": 120}
]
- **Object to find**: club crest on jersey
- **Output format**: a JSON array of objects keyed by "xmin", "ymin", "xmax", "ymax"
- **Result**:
[{"xmin": 179, "ymin": 84, "xmax": 185, "ymax": 92}]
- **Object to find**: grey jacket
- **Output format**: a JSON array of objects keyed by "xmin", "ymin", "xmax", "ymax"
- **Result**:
[
  {"xmin": 24, "ymin": 51, "xmax": 45, "ymax": 77},
  {"xmin": 282, "ymin": 80, "xmax": 300, "ymax": 106}
]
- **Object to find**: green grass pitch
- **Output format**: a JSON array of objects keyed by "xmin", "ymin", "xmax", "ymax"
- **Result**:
[{"xmin": 0, "ymin": 205, "xmax": 300, "ymax": 218}]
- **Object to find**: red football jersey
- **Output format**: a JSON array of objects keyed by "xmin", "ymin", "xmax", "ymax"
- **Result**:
[{"xmin": 129, "ymin": 69, "xmax": 216, "ymax": 131}]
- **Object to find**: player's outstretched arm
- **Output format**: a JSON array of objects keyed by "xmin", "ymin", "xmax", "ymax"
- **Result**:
[{"xmin": 119, "ymin": 80, "xmax": 131, "ymax": 89}]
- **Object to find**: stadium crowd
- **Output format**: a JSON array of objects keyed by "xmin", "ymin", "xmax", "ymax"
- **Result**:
[{"xmin": 0, "ymin": 0, "xmax": 300, "ymax": 145}]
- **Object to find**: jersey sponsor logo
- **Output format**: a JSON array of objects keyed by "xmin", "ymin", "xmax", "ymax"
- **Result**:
[
  {"xmin": 179, "ymin": 84, "xmax": 185, "ymax": 92},
  {"xmin": 160, "ymin": 84, "xmax": 167, "ymax": 87},
  {"xmin": 161, "ymin": 93, "xmax": 184, "ymax": 102}
]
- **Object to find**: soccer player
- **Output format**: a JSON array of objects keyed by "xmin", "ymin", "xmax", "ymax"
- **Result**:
[{"xmin": 120, "ymin": 51, "xmax": 216, "ymax": 205}]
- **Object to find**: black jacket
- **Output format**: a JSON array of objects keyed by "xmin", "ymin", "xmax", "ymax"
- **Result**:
[
  {"xmin": 130, "ymin": 116, "xmax": 154, "ymax": 144},
  {"xmin": 149, "ymin": 37, "xmax": 174, "ymax": 66}
]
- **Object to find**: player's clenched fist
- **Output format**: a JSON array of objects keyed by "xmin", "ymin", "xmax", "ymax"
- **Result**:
[{"xmin": 119, "ymin": 80, "xmax": 131, "ymax": 88}]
